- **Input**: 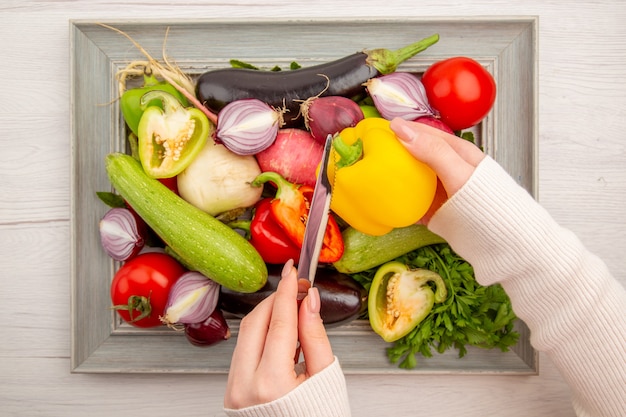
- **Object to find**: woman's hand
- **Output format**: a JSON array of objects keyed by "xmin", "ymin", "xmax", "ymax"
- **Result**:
[
  {"xmin": 224, "ymin": 259, "xmax": 335, "ymax": 410},
  {"xmin": 390, "ymin": 118, "xmax": 485, "ymax": 223}
]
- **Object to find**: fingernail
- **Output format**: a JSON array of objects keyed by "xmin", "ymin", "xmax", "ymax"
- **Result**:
[
  {"xmin": 281, "ymin": 259, "xmax": 294, "ymax": 279},
  {"xmin": 307, "ymin": 287, "xmax": 320, "ymax": 314},
  {"xmin": 390, "ymin": 118, "xmax": 417, "ymax": 144}
]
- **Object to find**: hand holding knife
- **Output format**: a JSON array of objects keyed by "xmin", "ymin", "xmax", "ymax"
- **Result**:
[
  {"xmin": 294, "ymin": 134, "xmax": 334, "ymax": 361},
  {"xmin": 297, "ymin": 133, "xmax": 335, "ymax": 295}
]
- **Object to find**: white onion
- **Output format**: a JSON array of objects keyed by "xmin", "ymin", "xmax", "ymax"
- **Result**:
[
  {"xmin": 365, "ymin": 72, "xmax": 435, "ymax": 120},
  {"xmin": 216, "ymin": 98, "xmax": 284, "ymax": 155}
]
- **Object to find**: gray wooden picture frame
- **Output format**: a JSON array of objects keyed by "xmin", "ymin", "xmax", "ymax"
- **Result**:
[{"xmin": 70, "ymin": 17, "xmax": 538, "ymax": 374}]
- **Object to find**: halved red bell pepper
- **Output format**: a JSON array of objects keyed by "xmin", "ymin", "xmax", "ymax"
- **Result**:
[
  {"xmin": 251, "ymin": 171, "xmax": 344, "ymax": 263},
  {"xmin": 231, "ymin": 198, "xmax": 301, "ymax": 264}
]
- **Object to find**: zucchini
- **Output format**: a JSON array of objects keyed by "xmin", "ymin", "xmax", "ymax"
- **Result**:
[
  {"xmin": 333, "ymin": 224, "xmax": 446, "ymax": 274},
  {"xmin": 105, "ymin": 153, "xmax": 267, "ymax": 293}
]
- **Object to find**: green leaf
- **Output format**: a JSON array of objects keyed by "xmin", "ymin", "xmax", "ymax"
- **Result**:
[{"xmin": 96, "ymin": 191, "xmax": 125, "ymax": 208}]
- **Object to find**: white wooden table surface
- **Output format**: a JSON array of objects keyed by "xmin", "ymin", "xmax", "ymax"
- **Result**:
[{"xmin": 1, "ymin": 1, "xmax": 624, "ymax": 416}]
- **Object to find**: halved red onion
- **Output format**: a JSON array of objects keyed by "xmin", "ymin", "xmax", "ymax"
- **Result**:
[
  {"xmin": 216, "ymin": 98, "xmax": 284, "ymax": 155},
  {"xmin": 365, "ymin": 72, "xmax": 435, "ymax": 120},
  {"xmin": 99, "ymin": 207, "xmax": 145, "ymax": 261},
  {"xmin": 160, "ymin": 271, "xmax": 220, "ymax": 326}
]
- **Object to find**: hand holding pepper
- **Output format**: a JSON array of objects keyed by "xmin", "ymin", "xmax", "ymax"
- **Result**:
[{"xmin": 389, "ymin": 117, "xmax": 485, "ymax": 224}]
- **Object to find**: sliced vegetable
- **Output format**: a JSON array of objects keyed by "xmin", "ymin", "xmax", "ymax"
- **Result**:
[
  {"xmin": 119, "ymin": 72, "xmax": 189, "ymax": 136},
  {"xmin": 184, "ymin": 308, "xmax": 231, "ymax": 347},
  {"xmin": 177, "ymin": 139, "xmax": 263, "ymax": 216},
  {"xmin": 251, "ymin": 171, "xmax": 344, "ymax": 263},
  {"xmin": 110, "ymin": 252, "xmax": 186, "ymax": 328},
  {"xmin": 333, "ymin": 224, "xmax": 446, "ymax": 274},
  {"xmin": 255, "ymin": 128, "xmax": 323, "ymax": 188},
  {"xmin": 161, "ymin": 271, "xmax": 220, "ymax": 327},
  {"xmin": 216, "ymin": 98, "xmax": 284, "ymax": 155},
  {"xmin": 368, "ymin": 261, "xmax": 447, "ymax": 342},
  {"xmin": 106, "ymin": 153, "xmax": 267, "ymax": 293},
  {"xmin": 365, "ymin": 72, "xmax": 435, "ymax": 120},
  {"xmin": 99, "ymin": 207, "xmax": 146, "ymax": 261},
  {"xmin": 421, "ymin": 56, "xmax": 496, "ymax": 131},
  {"xmin": 301, "ymin": 95, "xmax": 364, "ymax": 143},
  {"xmin": 196, "ymin": 34, "xmax": 439, "ymax": 126},
  {"xmin": 230, "ymin": 198, "xmax": 302, "ymax": 265},
  {"xmin": 328, "ymin": 118, "xmax": 437, "ymax": 236},
  {"xmin": 384, "ymin": 244, "xmax": 519, "ymax": 369},
  {"xmin": 138, "ymin": 90, "xmax": 211, "ymax": 179},
  {"xmin": 219, "ymin": 264, "xmax": 367, "ymax": 327}
]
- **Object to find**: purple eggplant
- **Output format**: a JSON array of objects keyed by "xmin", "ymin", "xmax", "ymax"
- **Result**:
[
  {"xmin": 219, "ymin": 265, "xmax": 367, "ymax": 327},
  {"xmin": 196, "ymin": 34, "xmax": 439, "ymax": 127}
]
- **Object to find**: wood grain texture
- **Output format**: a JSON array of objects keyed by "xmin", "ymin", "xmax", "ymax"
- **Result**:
[{"xmin": 1, "ymin": 0, "xmax": 624, "ymax": 416}]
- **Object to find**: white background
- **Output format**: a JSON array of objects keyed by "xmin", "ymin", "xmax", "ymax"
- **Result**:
[{"xmin": 1, "ymin": 1, "xmax": 625, "ymax": 416}]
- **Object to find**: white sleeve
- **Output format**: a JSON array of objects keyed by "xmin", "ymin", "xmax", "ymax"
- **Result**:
[
  {"xmin": 223, "ymin": 357, "xmax": 351, "ymax": 417},
  {"xmin": 428, "ymin": 156, "xmax": 626, "ymax": 417}
]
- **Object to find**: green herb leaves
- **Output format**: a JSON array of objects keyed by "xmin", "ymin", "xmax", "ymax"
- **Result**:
[{"xmin": 353, "ymin": 243, "xmax": 519, "ymax": 369}]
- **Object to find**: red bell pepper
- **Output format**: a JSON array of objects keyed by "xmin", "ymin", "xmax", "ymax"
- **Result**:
[
  {"xmin": 251, "ymin": 198, "xmax": 301, "ymax": 264},
  {"xmin": 251, "ymin": 171, "xmax": 344, "ymax": 263}
]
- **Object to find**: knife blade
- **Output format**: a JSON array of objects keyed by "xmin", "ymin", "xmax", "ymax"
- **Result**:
[{"xmin": 297, "ymin": 133, "xmax": 334, "ymax": 286}]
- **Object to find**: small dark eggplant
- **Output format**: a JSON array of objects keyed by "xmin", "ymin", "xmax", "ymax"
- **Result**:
[
  {"xmin": 196, "ymin": 34, "xmax": 439, "ymax": 127},
  {"xmin": 219, "ymin": 265, "xmax": 368, "ymax": 327}
]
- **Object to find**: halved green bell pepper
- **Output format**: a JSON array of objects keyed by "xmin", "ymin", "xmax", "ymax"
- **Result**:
[
  {"xmin": 137, "ymin": 90, "xmax": 211, "ymax": 179},
  {"xmin": 120, "ymin": 73, "xmax": 189, "ymax": 136}
]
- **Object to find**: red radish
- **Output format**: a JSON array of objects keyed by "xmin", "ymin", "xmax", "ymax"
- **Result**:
[
  {"xmin": 414, "ymin": 116, "xmax": 455, "ymax": 134},
  {"xmin": 255, "ymin": 128, "xmax": 323, "ymax": 187},
  {"xmin": 301, "ymin": 95, "xmax": 364, "ymax": 143}
]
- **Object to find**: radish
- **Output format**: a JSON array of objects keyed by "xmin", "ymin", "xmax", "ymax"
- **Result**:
[{"xmin": 255, "ymin": 128, "xmax": 323, "ymax": 187}]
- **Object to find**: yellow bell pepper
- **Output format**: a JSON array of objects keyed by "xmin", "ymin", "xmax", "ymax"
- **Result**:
[{"xmin": 327, "ymin": 118, "xmax": 437, "ymax": 236}]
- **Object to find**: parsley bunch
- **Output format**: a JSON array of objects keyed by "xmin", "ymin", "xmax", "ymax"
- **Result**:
[{"xmin": 352, "ymin": 243, "xmax": 519, "ymax": 369}]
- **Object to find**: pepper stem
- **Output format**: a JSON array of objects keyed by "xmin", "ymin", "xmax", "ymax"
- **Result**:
[
  {"xmin": 140, "ymin": 89, "xmax": 183, "ymax": 113},
  {"xmin": 366, "ymin": 33, "xmax": 440, "ymax": 75},
  {"xmin": 333, "ymin": 135, "xmax": 363, "ymax": 169}
]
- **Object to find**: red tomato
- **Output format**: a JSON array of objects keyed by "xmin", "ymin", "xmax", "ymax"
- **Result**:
[
  {"xmin": 421, "ymin": 57, "xmax": 496, "ymax": 131},
  {"xmin": 110, "ymin": 252, "xmax": 186, "ymax": 327}
]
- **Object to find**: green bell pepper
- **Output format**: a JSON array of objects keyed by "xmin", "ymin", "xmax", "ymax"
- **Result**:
[
  {"xmin": 120, "ymin": 73, "xmax": 189, "ymax": 136},
  {"xmin": 137, "ymin": 90, "xmax": 211, "ymax": 179}
]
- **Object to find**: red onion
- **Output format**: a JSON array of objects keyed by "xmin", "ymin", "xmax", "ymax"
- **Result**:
[
  {"xmin": 99, "ymin": 207, "xmax": 145, "ymax": 261},
  {"xmin": 160, "ymin": 271, "xmax": 220, "ymax": 327},
  {"xmin": 301, "ymin": 96, "xmax": 364, "ymax": 143},
  {"xmin": 184, "ymin": 308, "xmax": 231, "ymax": 347},
  {"xmin": 365, "ymin": 72, "xmax": 435, "ymax": 120},
  {"xmin": 216, "ymin": 98, "xmax": 284, "ymax": 155}
]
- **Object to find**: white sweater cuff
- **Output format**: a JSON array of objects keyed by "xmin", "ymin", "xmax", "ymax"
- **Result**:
[{"xmin": 224, "ymin": 357, "xmax": 351, "ymax": 417}]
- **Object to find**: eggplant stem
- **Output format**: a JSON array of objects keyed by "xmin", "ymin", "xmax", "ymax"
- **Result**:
[{"xmin": 367, "ymin": 33, "xmax": 440, "ymax": 75}]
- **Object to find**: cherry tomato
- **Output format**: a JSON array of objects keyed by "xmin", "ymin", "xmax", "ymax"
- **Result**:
[
  {"xmin": 421, "ymin": 57, "xmax": 496, "ymax": 131},
  {"xmin": 110, "ymin": 252, "xmax": 186, "ymax": 327}
]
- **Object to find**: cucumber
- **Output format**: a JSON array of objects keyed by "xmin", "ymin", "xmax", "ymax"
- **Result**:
[
  {"xmin": 105, "ymin": 153, "xmax": 267, "ymax": 293},
  {"xmin": 333, "ymin": 224, "xmax": 446, "ymax": 274}
]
